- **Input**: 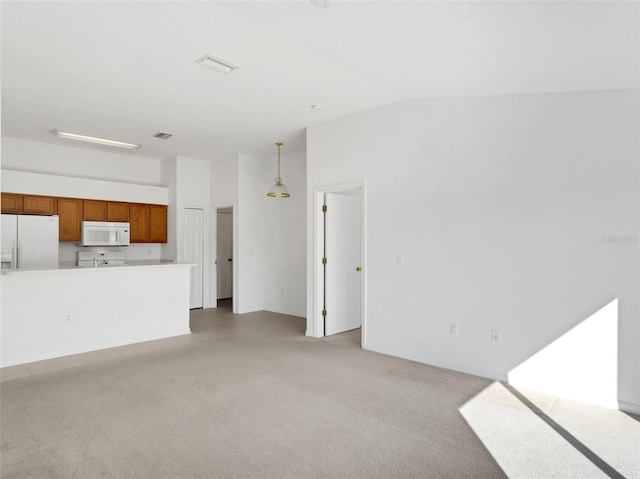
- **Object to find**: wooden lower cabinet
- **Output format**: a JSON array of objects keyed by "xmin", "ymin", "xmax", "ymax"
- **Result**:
[
  {"xmin": 58, "ymin": 198, "xmax": 83, "ymax": 242},
  {"xmin": 1, "ymin": 193, "xmax": 23, "ymax": 213},
  {"xmin": 130, "ymin": 203, "xmax": 167, "ymax": 244},
  {"xmin": 23, "ymin": 195, "xmax": 57, "ymax": 215}
]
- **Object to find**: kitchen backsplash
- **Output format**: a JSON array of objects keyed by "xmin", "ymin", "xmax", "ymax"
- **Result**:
[{"xmin": 58, "ymin": 242, "xmax": 163, "ymax": 265}]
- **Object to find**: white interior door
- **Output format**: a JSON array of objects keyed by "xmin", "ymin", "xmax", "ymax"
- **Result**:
[
  {"xmin": 324, "ymin": 193, "xmax": 362, "ymax": 336},
  {"xmin": 182, "ymin": 208, "xmax": 204, "ymax": 309},
  {"xmin": 217, "ymin": 210, "xmax": 233, "ymax": 300}
]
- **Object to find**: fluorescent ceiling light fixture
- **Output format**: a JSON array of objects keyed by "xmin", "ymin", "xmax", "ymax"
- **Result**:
[
  {"xmin": 195, "ymin": 54, "xmax": 238, "ymax": 74},
  {"xmin": 52, "ymin": 130, "xmax": 141, "ymax": 150}
]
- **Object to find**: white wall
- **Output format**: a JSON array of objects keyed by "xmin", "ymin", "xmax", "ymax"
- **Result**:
[
  {"xmin": 1, "ymin": 265, "xmax": 192, "ymax": 366},
  {"xmin": 262, "ymin": 149, "xmax": 307, "ymax": 317},
  {"xmin": 1, "ymin": 170, "xmax": 167, "ymax": 204},
  {"xmin": 174, "ymin": 156, "xmax": 212, "ymax": 306},
  {"xmin": 211, "ymin": 155, "xmax": 238, "ymax": 207},
  {"xmin": 209, "ymin": 152, "xmax": 306, "ymax": 318},
  {"xmin": 210, "ymin": 155, "xmax": 239, "ymax": 309},
  {"xmin": 2, "ymin": 137, "xmax": 162, "ymax": 185},
  {"xmin": 161, "ymin": 157, "xmax": 179, "ymax": 262},
  {"xmin": 176, "ymin": 156, "xmax": 211, "ymax": 208},
  {"xmin": 236, "ymin": 154, "xmax": 266, "ymax": 314},
  {"xmin": 306, "ymin": 90, "xmax": 639, "ymax": 412}
]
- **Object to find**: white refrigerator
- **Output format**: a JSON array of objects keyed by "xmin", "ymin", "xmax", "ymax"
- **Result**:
[{"xmin": 1, "ymin": 214, "xmax": 59, "ymax": 269}]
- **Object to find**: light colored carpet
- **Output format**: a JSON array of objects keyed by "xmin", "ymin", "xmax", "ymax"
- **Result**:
[
  {"xmin": 460, "ymin": 382, "xmax": 639, "ymax": 478},
  {"xmin": 1, "ymin": 304, "xmax": 637, "ymax": 478}
]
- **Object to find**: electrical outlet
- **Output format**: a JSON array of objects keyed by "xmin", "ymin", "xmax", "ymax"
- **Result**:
[
  {"xmin": 491, "ymin": 329, "xmax": 500, "ymax": 343},
  {"xmin": 59, "ymin": 250, "xmax": 64, "ymax": 257},
  {"xmin": 397, "ymin": 254, "xmax": 404, "ymax": 265},
  {"xmin": 65, "ymin": 314, "xmax": 71, "ymax": 322},
  {"xmin": 450, "ymin": 323, "xmax": 459, "ymax": 335}
]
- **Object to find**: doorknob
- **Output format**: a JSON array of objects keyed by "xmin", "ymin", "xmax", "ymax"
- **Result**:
[
  {"xmin": 228, "ymin": 258, "xmax": 233, "ymax": 262},
  {"xmin": 356, "ymin": 267, "xmax": 362, "ymax": 271}
]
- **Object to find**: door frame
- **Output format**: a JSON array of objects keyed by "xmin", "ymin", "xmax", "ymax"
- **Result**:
[
  {"xmin": 212, "ymin": 203, "xmax": 237, "ymax": 313},
  {"xmin": 311, "ymin": 181, "xmax": 366, "ymax": 345}
]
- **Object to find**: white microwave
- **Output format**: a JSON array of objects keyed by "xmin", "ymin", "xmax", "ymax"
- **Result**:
[{"xmin": 81, "ymin": 221, "xmax": 130, "ymax": 247}]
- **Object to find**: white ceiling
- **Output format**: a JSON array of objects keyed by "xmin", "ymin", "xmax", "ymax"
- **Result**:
[{"xmin": 1, "ymin": 1, "xmax": 638, "ymax": 161}]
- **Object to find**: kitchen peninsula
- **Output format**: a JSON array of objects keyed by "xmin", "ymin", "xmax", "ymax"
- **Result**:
[{"xmin": 1, "ymin": 262, "xmax": 193, "ymax": 367}]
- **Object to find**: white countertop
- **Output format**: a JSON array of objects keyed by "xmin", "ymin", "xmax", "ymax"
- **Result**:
[{"xmin": 1, "ymin": 261, "xmax": 195, "ymax": 275}]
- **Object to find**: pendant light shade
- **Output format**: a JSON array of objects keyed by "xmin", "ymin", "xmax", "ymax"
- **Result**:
[
  {"xmin": 267, "ymin": 142, "xmax": 290, "ymax": 198},
  {"xmin": 267, "ymin": 180, "xmax": 290, "ymax": 198}
]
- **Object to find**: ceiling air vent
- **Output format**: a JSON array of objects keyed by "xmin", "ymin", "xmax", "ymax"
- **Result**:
[
  {"xmin": 195, "ymin": 54, "xmax": 238, "ymax": 74},
  {"xmin": 153, "ymin": 132, "xmax": 173, "ymax": 140}
]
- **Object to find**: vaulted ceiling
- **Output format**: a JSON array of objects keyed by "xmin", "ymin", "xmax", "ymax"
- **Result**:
[{"xmin": 1, "ymin": 1, "xmax": 637, "ymax": 161}]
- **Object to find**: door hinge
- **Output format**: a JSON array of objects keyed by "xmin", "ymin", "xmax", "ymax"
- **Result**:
[
  {"xmin": 322, "ymin": 257, "xmax": 327, "ymax": 265},
  {"xmin": 322, "ymin": 204, "xmax": 327, "ymax": 212},
  {"xmin": 322, "ymin": 309, "xmax": 327, "ymax": 317}
]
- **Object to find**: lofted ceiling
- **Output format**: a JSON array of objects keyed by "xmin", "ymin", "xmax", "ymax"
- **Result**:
[{"xmin": 1, "ymin": 1, "xmax": 638, "ymax": 161}]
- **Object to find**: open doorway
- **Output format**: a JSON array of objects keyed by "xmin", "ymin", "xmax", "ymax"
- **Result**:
[
  {"xmin": 312, "ymin": 183, "xmax": 365, "ymax": 346},
  {"xmin": 216, "ymin": 207, "xmax": 233, "ymax": 309}
]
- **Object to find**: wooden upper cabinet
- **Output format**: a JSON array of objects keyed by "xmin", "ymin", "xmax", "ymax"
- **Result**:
[
  {"xmin": 83, "ymin": 200, "xmax": 107, "ymax": 221},
  {"xmin": 58, "ymin": 198, "xmax": 83, "ymax": 242},
  {"xmin": 2, "ymin": 193, "xmax": 167, "ymax": 244},
  {"xmin": 149, "ymin": 205, "xmax": 168, "ymax": 243},
  {"xmin": 129, "ymin": 203, "xmax": 150, "ymax": 243},
  {"xmin": 23, "ymin": 195, "xmax": 57, "ymax": 215},
  {"xmin": 1, "ymin": 193, "xmax": 23, "ymax": 213},
  {"xmin": 130, "ymin": 203, "xmax": 167, "ymax": 243},
  {"xmin": 107, "ymin": 202, "xmax": 129, "ymax": 222},
  {"xmin": 81, "ymin": 200, "xmax": 129, "ymax": 222}
]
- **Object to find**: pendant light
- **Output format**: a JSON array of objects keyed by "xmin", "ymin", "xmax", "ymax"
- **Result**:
[{"xmin": 267, "ymin": 142, "xmax": 290, "ymax": 198}]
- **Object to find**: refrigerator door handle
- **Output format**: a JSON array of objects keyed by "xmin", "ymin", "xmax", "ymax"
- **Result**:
[{"xmin": 16, "ymin": 240, "xmax": 20, "ymax": 268}]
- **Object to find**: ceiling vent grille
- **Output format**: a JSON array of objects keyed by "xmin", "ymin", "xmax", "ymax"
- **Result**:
[
  {"xmin": 153, "ymin": 132, "xmax": 173, "ymax": 140},
  {"xmin": 195, "ymin": 54, "xmax": 238, "ymax": 74}
]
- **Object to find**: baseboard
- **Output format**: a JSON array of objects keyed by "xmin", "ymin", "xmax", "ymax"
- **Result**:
[
  {"xmin": 463, "ymin": 367, "xmax": 508, "ymax": 383},
  {"xmin": 0, "ymin": 328, "xmax": 192, "ymax": 368},
  {"xmin": 618, "ymin": 401, "xmax": 640, "ymax": 415},
  {"xmin": 361, "ymin": 344, "xmax": 508, "ymax": 383}
]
